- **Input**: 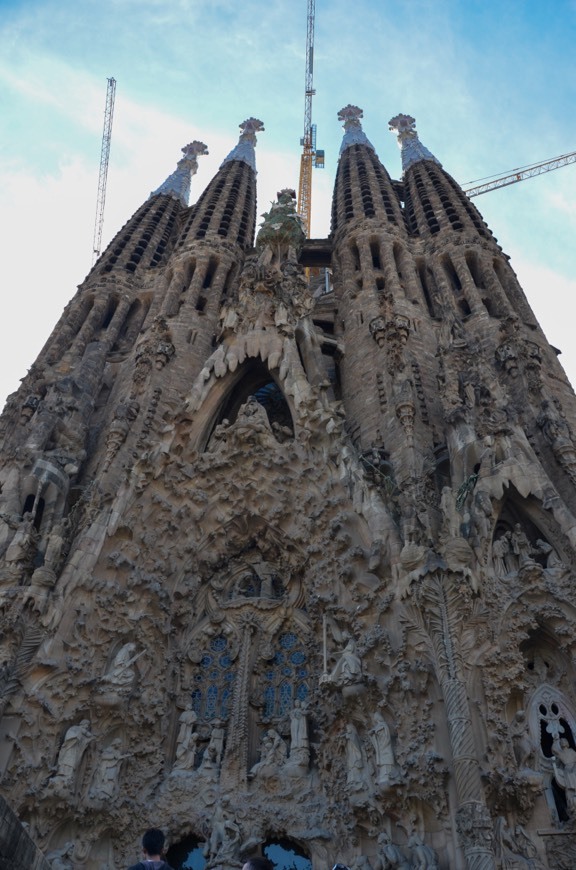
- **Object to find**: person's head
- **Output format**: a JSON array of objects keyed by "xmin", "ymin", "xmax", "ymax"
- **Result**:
[
  {"xmin": 242, "ymin": 858, "xmax": 274, "ymax": 870},
  {"xmin": 142, "ymin": 828, "xmax": 165, "ymax": 858}
]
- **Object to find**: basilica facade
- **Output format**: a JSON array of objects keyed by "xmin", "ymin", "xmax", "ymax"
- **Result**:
[{"xmin": 1, "ymin": 106, "xmax": 576, "ymax": 869}]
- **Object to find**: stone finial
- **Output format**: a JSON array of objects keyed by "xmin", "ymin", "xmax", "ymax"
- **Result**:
[
  {"xmin": 388, "ymin": 113, "xmax": 441, "ymax": 172},
  {"xmin": 338, "ymin": 104, "xmax": 375, "ymax": 155},
  {"xmin": 221, "ymin": 117, "xmax": 265, "ymax": 172},
  {"xmin": 150, "ymin": 140, "xmax": 209, "ymax": 206}
]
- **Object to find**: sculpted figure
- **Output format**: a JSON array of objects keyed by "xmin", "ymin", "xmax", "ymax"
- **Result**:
[
  {"xmin": 285, "ymin": 700, "xmax": 309, "ymax": 772},
  {"xmin": 323, "ymin": 638, "xmax": 363, "ymax": 688},
  {"xmin": 4, "ymin": 512, "xmax": 37, "ymax": 576},
  {"xmin": 345, "ymin": 723, "xmax": 370, "ymax": 793},
  {"xmin": 494, "ymin": 816, "xmax": 544, "ymax": 869},
  {"xmin": 207, "ymin": 718, "xmax": 225, "ymax": 766},
  {"xmin": 173, "ymin": 706, "xmax": 199, "ymax": 772},
  {"xmin": 99, "ymin": 642, "xmax": 141, "ymax": 706},
  {"xmin": 492, "ymin": 532, "xmax": 512, "ymax": 578},
  {"xmin": 370, "ymin": 711, "xmax": 397, "ymax": 787},
  {"xmin": 511, "ymin": 523, "xmax": 533, "ymax": 568},
  {"xmin": 377, "ymin": 832, "xmax": 409, "ymax": 870},
  {"xmin": 49, "ymin": 720, "xmax": 93, "ymax": 793},
  {"xmin": 46, "ymin": 841, "xmax": 75, "ymax": 870},
  {"xmin": 509, "ymin": 710, "xmax": 534, "ymax": 770},
  {"xmin": 249, "ymin": 728, "xmax": 287, "ymax": 779},
  {"xmin": 552, "ymin": 738, "xmax": 576, "ymax": 815},
  {"xmin": 89, "ymin": 738, "xmax": 128, "ymax": 800},
  {"xmin": 407, "ymin": 832, "xmax": 438, "ymax": 869},
  {"xmin": 197, "ymin": 744, "xmax": 219, "ymax": 783},
  {"xmin": 204, "ymin": 800, "xmax": 241, "ymax": 866}
]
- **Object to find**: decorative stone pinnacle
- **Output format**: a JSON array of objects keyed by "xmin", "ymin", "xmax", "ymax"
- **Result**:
[
  {"xmin": 150, "ymin": 140, "xmax": 209, "ymax": 206},
  {"xmin": 338, "ymin": 104, "xmax": 375, "ymax": 156},
  {"xmin": 221, "ymin": 118, "xmax": 265, "ymax": 173},
  {"xmin": 388, "ymin": 113, "xmax": 441, "ymax": 172}
]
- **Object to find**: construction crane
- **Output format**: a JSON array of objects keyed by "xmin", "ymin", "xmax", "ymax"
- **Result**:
[
  {"xmin": 297, "ymin": 0, "xmax": 324, "ymax": 238},
  {"xmin": 92, "ymin": 77, "xmax": 116, "ymax": 264},
  {"xmin": 464, "ymin": 149, "xmax": 576, "ymax": 198}
]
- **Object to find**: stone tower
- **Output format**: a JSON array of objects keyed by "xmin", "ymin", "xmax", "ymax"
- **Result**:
[{"xmin": 1, "ymin": 107, "xmax": 576, "ymax": 870}]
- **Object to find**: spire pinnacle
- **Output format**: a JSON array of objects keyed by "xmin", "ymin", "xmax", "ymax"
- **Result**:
[
  {"xmin": 221, "ymin": 118, "xmax": 265, "ymax": 173},
  {"xmin": 150, "ymin": 141, "xmax": 209, "ymax": 206},
  {"xmin": 388, "ymin": 114, "xmax": 441, "ymax": 172},
  {"xmin": 338, "ymin": 105, "xmax": 375, "ymax": 155}
]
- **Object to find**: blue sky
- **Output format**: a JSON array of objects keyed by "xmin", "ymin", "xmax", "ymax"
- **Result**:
[{"xmin": 1, "ymin": 0, "xmax": 576, "ymax": 406}]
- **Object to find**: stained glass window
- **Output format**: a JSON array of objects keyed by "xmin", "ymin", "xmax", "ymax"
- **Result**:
[
  {"xmin": 261, "ymin": 632, "xmax": 309, "ymax": 718},
  {"xmin": 191, "ymin": 636, "xmax": 235, "ymax": 721}
]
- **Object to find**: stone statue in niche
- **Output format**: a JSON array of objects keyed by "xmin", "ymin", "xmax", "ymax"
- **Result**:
[
  {"xmin": 173, "ymin": 706, "xmax": 199, "ymax": 773},
  {"xmin": 509, "ymin": 710, "xmax": 535, "ymax": 771},
  {"xmin": 3, "ymin": 512, "xmax": 38, "ymax": 578},
  {"xmin": 48, "ymin": 720, "xmax": 93, "ymax": 795},
  {"xmin": 89, "ymin": 738, "xmax": 129, "ymax": 801},
  {"xmin": 322, "ymin": 637, "xmax": 364, "ymax": 694},
  {"xmin": 494, "ymin": 816, "xmax": 544, "ymax": 869},
  {"xmin": 552, "ymin": 738, "xmax": 576, "ymax": 816},
  {"xmin": 510, "ymin": 523, "xmax": 534, "ymax": 569},
  {"xmin": 344, "ymin": 723, "xmax": 371, "ymax": 793},
  {"xmin": 407, "ymin": 832, "xmax": 438, "ymax": 869},
  {"xmin": 370, "ymin": 711, "xmax": 398, "ymax": 788},
  {"xmin": 229, "ymin": 396, "xmax": 276, "ymax": 448},
  {"xmin": 46, "ymin": 841, "xmax": 75, "ymax": 870},
  {"xmin": 100, "ymin": 642, "xmax": 141, "ymax": 704},
  {"xmin": 376, "ymin": 832, "xmax": 410, "ymax": 869},
  {"xmin": 285, "ymin": 700, "xmax": 309, "ymax": 774},
  {"xmin": 207, "ymin": 718, "xmax": 225, "ymax": 766},
  {"xmin": 203, "ymin": 799, "xmax": 242, "ymax": 867},
  {"xmin": 197, "ymin": 744, "xmax": 219, "ymax": 784},
  {"xmin": 492, "ymin": 532, "xmax": 512, "ymax": 577},
  {"xmin": 249, "ymin": 728, "xmax": 287, "ymax": 779}
]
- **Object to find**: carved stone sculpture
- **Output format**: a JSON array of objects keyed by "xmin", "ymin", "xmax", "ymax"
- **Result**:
[
  {"xmin": 249, "ymin": 728, "xmax": 287, "ymax": 779},
  {"xmin": 344, "ymin": 723, "xmax": 370, "ymax": 794},
  {"xmin": 48, "ymin": 720, "xmax": 93, "ymax": 795},
  {"xmin": 377, "ymin": 832, "xmax": 410, "ymax": 870},
  {"xmin": 285, "ymin": 700, "xmax": 310, "ymax": 774},
  {"xmin": 369, "ymin": 711, "xmax": 397, "ymax": 788},
  {"xmin": 407, "ymin": 832, "xmax": 438, "ymax": 869},
  {"xmin": 552, "ymin": 738, "xmax": 576, "ymax": 816},
  {"xmin": 89, "ymin": 738, "xmax": 128, "ymax": 801},
  {"xmin": 173, "ymin": 706, "xmax": 199, "ymax": 773}
]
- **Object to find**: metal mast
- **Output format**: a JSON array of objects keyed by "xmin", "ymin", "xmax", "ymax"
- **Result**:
[
  {"xmin": 297, "ymin": 0, "xmax": 324, "ymax": 238},
  {"xmin": 464, "ymin": 149, "xmax": 576, "ymax": 198},
  {"xmin": 92, "ymin": 77, "xmax": 116, "ymax": 263}
]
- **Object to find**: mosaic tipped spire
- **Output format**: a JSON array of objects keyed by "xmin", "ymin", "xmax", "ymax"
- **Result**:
[
  {"xmin": 388, "ymin": 114, "xmax": 441, "ymax": 172},
  {"xmin": 221, "ymin": 118, "xmax": 265, "ymax": 173},
  {"xmin": 338, "ymin": 105, "xmax": 375, "ymax": 156},
  {"xmin": 150, "ymin": 141, "xmax": 209, "ymax": 206}
]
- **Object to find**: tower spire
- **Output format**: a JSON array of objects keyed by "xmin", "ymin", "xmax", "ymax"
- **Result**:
[
  {"xmin": 150, "ymin": 140, "xmax": 209, "ymax": 206},
  {"xmin": 221, "ymin": 117, "xmax": 264, "ymax": 172},
  {"xmin": 338, "ymin": 104, "xmax": 375, "ymax": 155},
  {"xmin": 388, "ymin": 113, "xmax": 441, "ymax": 172}
]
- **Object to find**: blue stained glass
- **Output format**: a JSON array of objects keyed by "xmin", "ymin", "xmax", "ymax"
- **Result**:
[
  {"xmin": 194, "ymin": 673, "xmax": 204, "ymax": 682},
  {"xmin": 265, "ymin": 671, "xmax": 275, "ymax": 681},
  {"xmin": 225, "ymin": 672, "xmax": 235, "ymax": 682},
  {"xmin": 274, "ymin": 652, "xmax": 284, "ymax": 664},
  {"xmin": 219, "ymin": 655, "xmax": 231, "ymax": 668},
  {"xmin": 296, "ymin": 683, "xmax": 309, "ymax": 701},
  {"xmin": 200, "ymin": 655, "xmax": 212, "ymax": 668},
  {"xmin": 290, "ymin": 651, "xmax": 306, "ymax": 664},
  {"xmin": 211, "ymin": 636, "xmax": 227, "ymax": 652},
  {"xmin": 191, "ymin": 689, "xmax": 202, "ymax": 714},
  {"xmin": 210, "ymin": 669, "xmax": 218, "ymax": 679},
  {"xmin": 221, "ymin": 688, "xmax": 231, "ymax": 718},
  {"xmin": 279, "ymin": 681, "xmax": 293, "ymax": 715},
  {"xmin": 206, "ymin": 685, "xmax": 218, "ymax": 718},
  {"xmin": 280, "ymin": 633, "xmax": 297, "ymax": 649},
  {"xmin": 282, "ymin": 667, "xmax": 292, "ymax": 677},
  {"xmin": 264, "ymin": 686, "xmax": 275, "ymax": 718},
  {"xmin": 297, "ymin": 668, "xmax": 308, "ymax": 678}
]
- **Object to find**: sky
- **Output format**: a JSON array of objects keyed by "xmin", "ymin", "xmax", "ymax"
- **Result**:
[{"xmin": 1, "ymin": 0, "xmax": 576, "ymax": 409}]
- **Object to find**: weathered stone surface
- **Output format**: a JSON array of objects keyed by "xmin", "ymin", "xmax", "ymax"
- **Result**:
[{"xmin": 0, "ymin": 115, "xmax": 575, "ymax": 869}]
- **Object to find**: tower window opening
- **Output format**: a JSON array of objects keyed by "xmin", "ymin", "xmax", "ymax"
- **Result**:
[
  {"xmin": 196, "ymin": 296, "xmax": 207, "ymax": 313},
  {"xmin": 442, "ymin": 256, "xmax": 463, "ymax": 293},
  {"xmin": 101, "ymin": 298, "xmax": 118, "ymax": 330},
  {"xmin": 202, "ymin": 260, "xmax": 218, "ymax": 290},
  {"xmin": 22, "ymin": 495, "xmax": 45, "ymax": 531},
  {"xmin": 370, "ymin": 240, "xmax": 381, "ymax": 270},
  {"xmin": 416, "ymin": 259, "xmax": 438, "ymax": 318}
]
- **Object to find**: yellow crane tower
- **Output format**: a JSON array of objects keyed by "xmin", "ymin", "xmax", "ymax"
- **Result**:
[
  {"xmin": 297, "ymin": 0, "xmax": 324, "ymax": 238},
  {"xmin": 92, "ymin": 77, "xmax": 116, "ymax": 264}
]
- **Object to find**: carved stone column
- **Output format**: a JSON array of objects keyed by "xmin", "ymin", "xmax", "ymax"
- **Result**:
[
  {"xmin": 412, "ymin": 571, "xmax": 497, "ymax": 870},
  {"xmin": 219, "ymin": 615, "xmax": 256, "ymax": 791}
]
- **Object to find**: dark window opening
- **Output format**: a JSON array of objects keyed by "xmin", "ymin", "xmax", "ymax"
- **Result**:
[
  {"xmin": 166, "ymin": 835, "xmax": 206, "ymax": 870},
  {"xmin": 370, "ymin": 240, "xmax": 381, "ymax": 270},
  {"xmin": 264, "ymin": 838, "xmax": 312, "ymax": 870},
  {"xmin": 202, "ymin": 259, "xmax": 218, "ymax": 290},
  {"xmin": 22, "ymin": 495, "xmax": 45, "ymax": 531},
  {"xmin": 196, "ymin": 296, "xmax": 207, "ymax": 313}
]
